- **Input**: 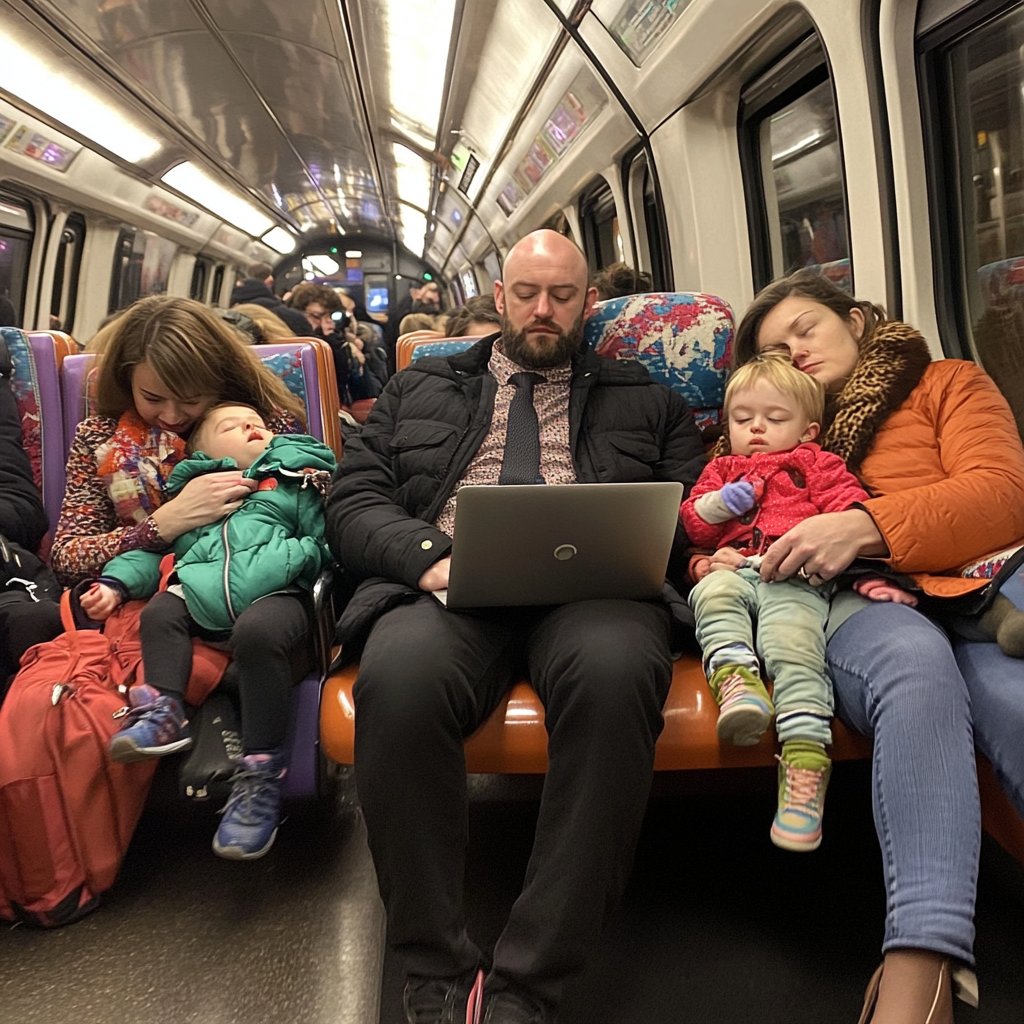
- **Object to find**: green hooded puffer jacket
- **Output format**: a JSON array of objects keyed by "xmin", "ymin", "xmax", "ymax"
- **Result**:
[{"xmin": 103, "ymin": 433, "xmax": 336, "ymax": 632}]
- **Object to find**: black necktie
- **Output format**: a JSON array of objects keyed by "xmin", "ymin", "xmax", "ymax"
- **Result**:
[{"xmin": 499, "ymin": 371, "xmax": 545, "ymax": 485}]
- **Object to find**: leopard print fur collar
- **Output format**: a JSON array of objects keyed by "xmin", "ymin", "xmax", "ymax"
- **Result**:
[{"xmin": 713, "ymin": 321, "xmax": 933, "ymax": 474}]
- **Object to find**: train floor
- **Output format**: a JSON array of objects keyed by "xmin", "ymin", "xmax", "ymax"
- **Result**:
[{"xmin": 2, "ymin": 762, "xmax": 1023, "ymax": 1024}]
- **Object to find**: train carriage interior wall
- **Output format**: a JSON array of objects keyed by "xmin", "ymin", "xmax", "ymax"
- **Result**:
[{"xmin": 3, "ymin": 0, "xmax": 1024, "ymax": 1021}]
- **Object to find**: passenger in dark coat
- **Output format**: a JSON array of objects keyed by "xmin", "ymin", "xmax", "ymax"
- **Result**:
[
  {"xmin": 325, "ymin": 230, "xmax": 704, "ymax": 1024},
  {"xmin": 382, "ymin": 279, "xmax": 441, "ymax": 374},
  {"xmin": 0, "ymin": 337, "xmax": 62, "ymax": 693},
  {"xmin": 230, "ymin": 279, "xmax": 312, "ymax": 338}
]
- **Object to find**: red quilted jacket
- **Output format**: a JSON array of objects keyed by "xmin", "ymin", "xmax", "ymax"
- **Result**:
[{"xmin": 680, "ymin": 442, "xmax": 869, "ymax": 556}]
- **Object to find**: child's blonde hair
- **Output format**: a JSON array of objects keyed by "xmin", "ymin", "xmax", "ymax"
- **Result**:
[{"xmin": 724, "ymin": 352, "xmax": 825, "ymax": 425}]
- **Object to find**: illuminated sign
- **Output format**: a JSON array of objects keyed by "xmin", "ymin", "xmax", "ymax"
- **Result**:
[
  {"xmin": 497, "ymin": 69, "xmax": 607, "ymax": 217},
  {"xmin": 144, "ymin": 192, "xmax": 201, "ymax": 228},
  {"xmin": 5, "ymin": 124, "xmax": 79, "ymax": 171}
]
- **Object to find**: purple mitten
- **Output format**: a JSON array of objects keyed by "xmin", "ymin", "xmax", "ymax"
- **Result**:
[{"xmin": 720, "ymin": 480, "xmax": 756, "ymax": 515}]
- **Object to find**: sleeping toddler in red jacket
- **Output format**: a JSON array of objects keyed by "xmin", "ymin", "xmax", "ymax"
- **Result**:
[{"xmin": 679, "ymin": 353, "xmax": 913, "ymax": 854}]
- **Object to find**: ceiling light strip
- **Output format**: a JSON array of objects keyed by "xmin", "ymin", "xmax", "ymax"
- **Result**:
[{"xmin": 183, "ymin": 0, "xmax": 342, "ymax": 231}]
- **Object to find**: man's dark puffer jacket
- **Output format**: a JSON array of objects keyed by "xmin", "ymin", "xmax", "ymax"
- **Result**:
[{"xmin": 326, "ymin": 334, "xmax": 707, "ymax": 647}]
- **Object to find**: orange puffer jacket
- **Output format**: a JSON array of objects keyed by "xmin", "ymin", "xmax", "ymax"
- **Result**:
[{"xmin": 858, "ymin": 359, "xmax": 1024, "ymax": 597}]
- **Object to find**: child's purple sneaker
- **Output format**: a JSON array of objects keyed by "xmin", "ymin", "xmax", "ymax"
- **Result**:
[
  {"xmin": 212, "ymin": 749, "xmax": 287, "ymax": 860},
  {"xmin": 108, "ymin": 684, "xmax": 191, "ymax": 763}
]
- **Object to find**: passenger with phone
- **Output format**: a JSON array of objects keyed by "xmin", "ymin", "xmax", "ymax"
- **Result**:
[{"xmin": 326, "ymin": 229, "xmax": 705, "ymax": 1024}]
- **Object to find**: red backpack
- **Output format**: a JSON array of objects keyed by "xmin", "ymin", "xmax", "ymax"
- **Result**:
[{"xmin": 0, "ymin": 592, "xmax": 228, "ymax": 926}]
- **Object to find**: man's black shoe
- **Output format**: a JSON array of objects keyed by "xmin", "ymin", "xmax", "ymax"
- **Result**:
[
  {"xmin": 403, "ymin": 969, "xmax": 480, "ymax": 1024},
  {"xmin": 481, "ymin": 986, "xmax": 553, "ymax": 1024}
]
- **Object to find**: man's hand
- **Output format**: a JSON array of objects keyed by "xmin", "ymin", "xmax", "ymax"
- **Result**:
[
  {"xmin": 79, "ymin": 582, "xmax": 123, "ymax": 622},
  {"xmin": 418, "ymin": 556, "xmax": 451, "ymax": 592},
  {"xmin": 708, "ymin": 547, "xmax": 748, "ymax": 573},
  {"xmin": 760, "ymin": 509, "xmax": 887, "ymax": 584}
]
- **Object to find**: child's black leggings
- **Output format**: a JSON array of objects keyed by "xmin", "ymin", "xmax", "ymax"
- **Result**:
[{"xmin": 138, "ymin": 590, "xmax": 311, "ymax": 752}]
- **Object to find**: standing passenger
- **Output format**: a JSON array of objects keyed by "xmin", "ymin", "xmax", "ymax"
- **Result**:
[{"xmin": 326, "ymin": 229, "xmax": 705, "ymax": 1024}]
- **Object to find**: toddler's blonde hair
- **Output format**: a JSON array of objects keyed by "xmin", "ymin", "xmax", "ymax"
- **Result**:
[{"xmin": 724, "ymin": 352, "xmax": 825, "ymax": 425}]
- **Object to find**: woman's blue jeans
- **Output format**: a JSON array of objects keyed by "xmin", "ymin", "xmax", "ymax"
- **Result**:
[
  {"xmin": 956, "ymin": 572, "xmax": 1024, "ymax": 820},
  {"xmin": 827, "ymin": 602, "xmax": 979, "ymax": 964}
]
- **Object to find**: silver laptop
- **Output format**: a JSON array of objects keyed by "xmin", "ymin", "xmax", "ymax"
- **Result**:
[{"xmin": 438, "ymin": 482, "xmax": 684, "ymax": 609}]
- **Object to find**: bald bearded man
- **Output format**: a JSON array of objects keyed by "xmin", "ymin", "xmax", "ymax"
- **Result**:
[{"xmin": 325, "ymin": 230, "xmax": 705, "ymax": 1024}]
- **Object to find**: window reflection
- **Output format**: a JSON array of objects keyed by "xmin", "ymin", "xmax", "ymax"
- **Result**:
[
  {"xmin": 763, "ymin": 79, "xmax": 850, "ymax": 289},
  {"xmin": 948, "ymin": 7, "xmax": 1024, "ymax": 436}
]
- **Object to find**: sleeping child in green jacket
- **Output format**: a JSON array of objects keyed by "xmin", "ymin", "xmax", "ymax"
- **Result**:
[{"xmin": 80, "ymin": 403, "xmax": 336, "ymax": 861}]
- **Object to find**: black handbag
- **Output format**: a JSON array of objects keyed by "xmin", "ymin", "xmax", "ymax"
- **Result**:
[{"xmin": 0, "ymin": 534, "xmax": 60, "ymax": 608}]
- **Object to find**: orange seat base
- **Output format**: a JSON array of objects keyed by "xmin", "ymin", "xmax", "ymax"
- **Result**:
[
  {"xmin": 320, "ymin": 653, "xmax": 1024, "ymax": 868},
  {"xmin": 320, "ymin": 654, "xmax": 871, "ymax": 773}
]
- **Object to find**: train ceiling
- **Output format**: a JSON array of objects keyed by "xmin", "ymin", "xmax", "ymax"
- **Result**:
[{"xmin": 0, "ymin": 0, "xmax": 595, "ymax": 267}]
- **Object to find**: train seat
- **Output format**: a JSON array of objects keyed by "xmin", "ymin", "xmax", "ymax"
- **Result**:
[
  {"xmin": 319, "ymin": 290, "xmax": 874, "ymax": 777},
  {"xmin": 395, "ymin": 329, "xmax": 445, "ymax": 370},
  {"xmin": 801, "ymin": 258, "xmax": 852, "ymax": 294},
  {"xmin": 59, "ymin": 338, "xmax": 342, "ymax": 801},
  {"xmin": 0, "ymin": 327, "xmax": 77, "ymax": 535},
  {"xmin": 407, "ymin": 336, "xmax": 481, "ymax": 365}
]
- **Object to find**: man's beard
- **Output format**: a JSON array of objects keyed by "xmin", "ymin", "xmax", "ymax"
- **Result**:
[{"xmin": 498, "ymin": 311, "xmax": 585, "ymax": 369}]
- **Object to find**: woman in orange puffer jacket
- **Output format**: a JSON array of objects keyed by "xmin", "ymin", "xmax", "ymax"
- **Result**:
[{"xmin": 713, "ymin": 269, "xmax": 1024, "ymax": 1024}]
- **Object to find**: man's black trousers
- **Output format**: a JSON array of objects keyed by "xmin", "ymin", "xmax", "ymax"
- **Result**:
[{"xmin": 353, "ymin": 595, "xmax": 673, "ymax": 1009}]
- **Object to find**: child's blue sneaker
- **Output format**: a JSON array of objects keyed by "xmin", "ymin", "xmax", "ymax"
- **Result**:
[
  {"xmin": 213, "ymin": 750, "xmax": 287, "ymax": 860},
  {"xmin": 108, "ymin": 684, "xmax": 191, "ymax": 763}
]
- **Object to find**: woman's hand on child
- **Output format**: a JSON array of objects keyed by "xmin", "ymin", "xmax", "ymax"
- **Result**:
[
  {"xmin": 760, "ymin": 509, "xmax": 888, "ymax": 584},
  {"xmin": 79, "ymin": 583, "xmax": 122, "ymax": 622},
  {"xmin": 151, "ymin": 471, "xmax": 256, "ymax": 541},
  {"xmin": 854, "ymin": 577, "xmax": 919, "ymax": 606}
]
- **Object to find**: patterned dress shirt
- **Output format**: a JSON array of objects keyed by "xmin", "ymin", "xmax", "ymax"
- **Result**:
[{"xmin": 434, "ymin": 344, "xmax": 576, "ymax": 537}]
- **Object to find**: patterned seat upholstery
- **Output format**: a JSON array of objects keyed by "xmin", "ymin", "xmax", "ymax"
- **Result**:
[
  {"xmin": 584, "ymin": 292, "xmax": 733, "ymax": 432},
  {"xmin": 0, "ymin": 328, "xmax": 77, "ymax": 534},
  {"xmin": 801, "ymin": 257, "xmax": 852, "ymax": 294},
  {"xmin": 408, "ymin": 337, "xmax": 479, "ymax": 364}
]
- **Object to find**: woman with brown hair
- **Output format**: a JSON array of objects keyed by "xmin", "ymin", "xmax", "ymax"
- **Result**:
[
  {"xmin": 714, "ymin": 269, "xmax": 1024, "ymax": 1022},
  {"xmin": 53, "ymin": 295, "xmax": 305, "ymax": 586}
]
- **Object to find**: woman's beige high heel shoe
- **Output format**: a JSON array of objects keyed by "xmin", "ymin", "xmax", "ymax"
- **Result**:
[{"xmin": 856, "ymin": 958, "xmax": 979, "ymax": 1024}]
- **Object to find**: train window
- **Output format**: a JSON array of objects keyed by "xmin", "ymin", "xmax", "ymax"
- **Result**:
[
  {"xmin": 625, "ymin": 148, "xmax": 670, "ymax": 291},
  {"xmin": 740, "ymin": 37, "xmax": 851, "ymax": 293},
  {"xmin": 579, "ymin": 176, "xmax": 624, "ymax": 277},
  {"xmin": 483, "ymin": 249, "xmax": 502, "ymax": 285},
  {"xmin": 50, "ymin": 213, "xmax": 85, "ymax": 334},
  {"xmin": 190, "ymin": 257, "xmax": 212, "ymax": 302},
  {"xmin": 459, "ymin": 268, "xmax": 478, "ymax": 299},
  {"xmin": 542, "ymin": 209, "xmax": 572, "ymax": 237},
  {"xmin": 922, "ymin": 4, "xmax": 1024, "ymax": 435},
  {"xmin": 211, "ymin": 264, "xmax": 225, "ymax": 306},
  {"xmin": 0, "ymin": 192, "xmax": 34, "ymax": 328},
  {"xmin": 108, "ymin": 226, "xmax": 178, "ymax": 314}
]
